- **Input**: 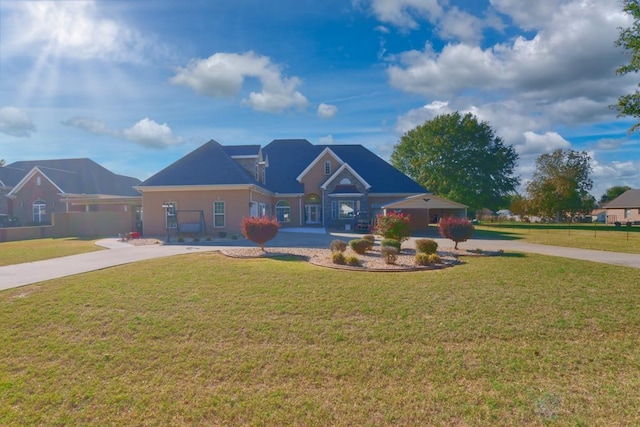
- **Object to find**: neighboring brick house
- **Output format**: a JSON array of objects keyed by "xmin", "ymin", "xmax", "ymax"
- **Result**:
[
  {"xmin": 135, "ymin": 138, "xmax": 466, "ymax": 237},
  {"xmin": 604, "ymin": 189, "xmax": 640, "ymax": 224},
  {"xmin": 0, "ymin": 158, "xmax": 141, "ymax": 226}
]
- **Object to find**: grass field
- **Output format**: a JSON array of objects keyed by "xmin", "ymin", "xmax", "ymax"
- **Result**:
[
  {"xmin": 475, "ymin": 222, "xmax": 640, "ymax": 254},
  {"xmin": 1, "ymin": 252, "xmax": 639, "ymax": 425},
  {"xmin": 0, "ymin": 238, "xmax": 103, "ymax": 266}
]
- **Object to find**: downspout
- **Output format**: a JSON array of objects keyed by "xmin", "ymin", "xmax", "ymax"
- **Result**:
[{"xmin": 299, "ymin": 196, "xmax": 303, "ymax": 226}]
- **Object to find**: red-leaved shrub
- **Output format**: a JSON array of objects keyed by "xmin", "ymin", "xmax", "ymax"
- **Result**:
[
  {"xmin": 374, "ymin": 212, "xmax": 411, "ymax": 242},
  {"xmin": 438, "ymin": 217, "xmax": 474, "ymax": 250},
  {"xmin": 241, "ymin": 216, "xmax": 280, "ymax": 251}
]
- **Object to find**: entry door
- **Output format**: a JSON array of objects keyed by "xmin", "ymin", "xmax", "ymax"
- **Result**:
[{"xmin": 306, "ymin": 205, "xmax": 321, "ymax": 224}]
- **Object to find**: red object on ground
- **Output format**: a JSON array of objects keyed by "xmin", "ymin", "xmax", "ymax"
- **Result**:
[{"xmin": 129, "ymin": 232, "xmax": 141, "ymax": 239}]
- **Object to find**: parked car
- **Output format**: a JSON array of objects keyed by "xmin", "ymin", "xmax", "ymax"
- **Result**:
[{"xmin": 0, "ymin": 214, "xmax": 20, "ymax": 228}]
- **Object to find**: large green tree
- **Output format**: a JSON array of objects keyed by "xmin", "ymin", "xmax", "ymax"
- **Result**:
[
  {"xmin": 614, "ymin": 0, "xmax": 640, "ymax": 131},
  {"xmin": 390, "ymin": 112, "xmax": 520, "ymax": 212},
  {"xmin": 599, "ymin": 185, "xmax": 632, "ymax": 205},
  {"xmin": 526, "ymin": 149, "xmax": 594, "ymax": 221}
]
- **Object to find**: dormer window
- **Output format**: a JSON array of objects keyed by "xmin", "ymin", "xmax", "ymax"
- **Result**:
[
  {"xmin": 36, "ymin": 176, "xmax": 41, "ymax": 186},
  {"xmin": 324, "ymin": 160, "xmax": 331, "ymax": 175}
]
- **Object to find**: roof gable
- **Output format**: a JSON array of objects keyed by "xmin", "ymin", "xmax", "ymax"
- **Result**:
[
  {"xmin": 7, "ymin": 167, "xmax": 64, "ymax": 197},
  {"xmin": 321, "ymin": 163, "xmax": 371, "ymax": 190},
  {"xmin": 605, "ymin": 189, "xmax": 640, "ymax": 208},
  {"xmin": 296, "ymin": 147, "xmax": 344, "ymax": 182},
  {"xmin": 138, "ymin": 139, "xmax": 265, "ymax": 188},
  {"xmin": 4, "ymin": 158, "xmax": 140, "ymax": 196}
]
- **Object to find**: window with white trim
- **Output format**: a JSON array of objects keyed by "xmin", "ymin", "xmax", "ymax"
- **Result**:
[
  {"xmin": 36, "ymin": 176, "xmax": 41, "ymax": 186},
  {"xmin": 332, "ymin": 200, "xmax": 355, "ymax": 219},
  {"xmin": 324, "ymin": 160, "xmax": 331, "ymax": 175},
  {"xmin": 214, "ymin": 201, "xmax": 225, "ymax": 227},
  {"xmin": 625, "ymin": 208, "xmax": 632, "ymax": 219},
  {"xmin": 275, "ymin": 200, "xmax": 291, "ymax": 222},
  {"xmin": 32, "ymin": 199, "xmax": 46, "ymax": 223}
]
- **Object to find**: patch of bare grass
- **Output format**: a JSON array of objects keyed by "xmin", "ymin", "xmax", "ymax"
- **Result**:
[{"xmin": 1, "ymin": 253, "xmax": 639, "ymax": 425}]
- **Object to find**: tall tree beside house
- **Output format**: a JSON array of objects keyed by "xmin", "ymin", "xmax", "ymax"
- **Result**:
[
  {"xmin": 390, "ymin": 112, "xmax": 520, "ymax": 213},
  {"xmin": 614, "ymin": 0, "xmax": 640, "ymax": 132},
  {"xmin": 599, "ymin": 185, "xmax": 632, "ymax": 205},
  {"xmin": 526, "ymin": 149, "xmax": 594, "ymax": 221}
]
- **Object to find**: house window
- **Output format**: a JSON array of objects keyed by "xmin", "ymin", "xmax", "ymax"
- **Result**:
[
  {"xmin": 32, "ymin": 199, "xmax": 46, "ymax": 223},
  {"xmin": 36, "ymin": 176, "xmax": 41, "ymax": 186},
  {"xmin": 340, "ymin": 178, "xmax": 351, "ymax": 185},
  {"xmin": 324, "ymin": 160, "xmax": 331, "ymax": 175},
  {"xmin": 275, "ymin": 200, "xmax": 291, "ymax": 223},
  {"xmin": 164, "ymin": 202, "xmax": 177, "ymax": 229},
  {"xmin": 625, "ymin": 208, "xmax": 632, "ymax": 219},
  {"xmin": 259, "ymin": 202, "xmax": 266, "ymax": 217},
  {"xmin": 214, "ymin": 201, "xmax": 225, "ymax": 228},
  {"xmin": 332, "ymin": 200, "xmax": 355, "ymax": 219}
]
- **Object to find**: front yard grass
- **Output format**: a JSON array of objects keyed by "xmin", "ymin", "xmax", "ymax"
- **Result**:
[
  {"xmin": 475, "ymin": 222, "xmax": 640, "ymax": 254},
  {"xmin": 1, "ymin": 252, "xmax": 639, "ymax": 425},
  {"xmin": 0, "ymin": 238, "xmax": 103, "ymax": 266}
]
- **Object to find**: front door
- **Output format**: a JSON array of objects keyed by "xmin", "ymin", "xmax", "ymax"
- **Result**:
[{"xmin": 305, "ymin": 204, "xmax": 321, "ymax": 224}]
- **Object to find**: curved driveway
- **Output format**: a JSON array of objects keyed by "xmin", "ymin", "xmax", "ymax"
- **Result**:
[{"xmin": 1, "ymin": 231, "xmax": 639, "ymax": 292}]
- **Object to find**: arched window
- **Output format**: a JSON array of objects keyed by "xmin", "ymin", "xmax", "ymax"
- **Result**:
[
  {"xmin": 32, "ymin": 199, "xmax": 46, "ymax": 223},
  {"xmin": 340, "ymin": 178, "xmax": 351, "ymax": 185},
  {"xmin": 275, "ymin": 200, "xmax": 291, "ymax": 223}
]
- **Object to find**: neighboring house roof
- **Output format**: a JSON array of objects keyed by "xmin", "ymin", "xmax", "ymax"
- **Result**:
[
  {"xmin": 263, "ymin": 139, "xmax": 427, "ymax": 194},
  {"xmin": 138, "ymin": 139, "xmax": 265, "ymax": 188},
  {"xmin": 381, "ymin": 193, "xmax": 468, "ymax": 210},
  {"xmin": 604, "ymin": 189, "xmax": 640, "ymax": 208},
  {"xmin": 0, "ymin": 165, "xmax": 27, "ymax": 188},
  {"xmin": 4, "ymin": 158, "xmax": 141, "ymax": 196}
]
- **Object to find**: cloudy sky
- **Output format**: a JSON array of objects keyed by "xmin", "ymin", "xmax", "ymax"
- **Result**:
[{"xmin": 0, "ymin": 0, "xmax": 638, "ymax": 199}]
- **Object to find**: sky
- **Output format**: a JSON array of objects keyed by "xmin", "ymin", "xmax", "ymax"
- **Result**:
[{"xmin": 1, "ymin": 0, "xmax": 639, "ymax": 201}]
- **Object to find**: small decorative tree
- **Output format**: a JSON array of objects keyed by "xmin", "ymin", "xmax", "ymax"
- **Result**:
[
  {"xmin": 374, "ymin": 212, "xmax": 411, "ymax": 242},
  {"xmin": 438, "ymin": 217, "xmax": 474, "ymax": 250},
  {"xmin": 241, "ymin": 216, "xmax": 280, "ymax": 251}
]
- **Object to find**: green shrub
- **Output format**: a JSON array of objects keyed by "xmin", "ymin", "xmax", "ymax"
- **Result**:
[
  {"xmin": 241, "ymin": 216, "xmax": 280, "ymax": 251},
  {"xmin": 374, "ymin": 212, "xmax": 411, "ymax": 242},
  {"xmin": 380, "ymin": 246, "xmax": 398, "ymax": 264},
  {"xmin": 330, "ymin": 239, "xmax": 347, "ymax": 253},
  {"xmin": 362, "ymin": 234, "xmax": 375, "ymax": 244},
  {"xmin": 415, "ymin": 238, "xmax": 438, "ymax": 254},
  {"xmin": 415, "ymin": 253, "xmax": 442, "ymax": 266},
  {"xmin": 345, "ymin": 255, "xmax": 360, "ymax": 266},
  {"xmin": 177, "ymin": 237, "xmax": 185, "ymax": 243},
  {"xmin": 332, "ymin": 252, "xmax": 346, "ymax": 265},
  {"xmin": 438, "ymin": 217, "xmax": 474, "ymax": 250},
  {"xmin": 381, "ymin": 238, "xmax": 401, "ymax": 252},
  {"xmin": 349, "ymin": 239, "xmax": 372, "ymax": 254},
  {"xmin": 414, "ymin": 253, "xmax": 430, "ymax": 266}
]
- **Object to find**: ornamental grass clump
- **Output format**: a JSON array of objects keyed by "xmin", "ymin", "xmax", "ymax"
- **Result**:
[
  {"xmin": 380, "ymin": 246, "xmax": 399, "ymax": 264},
  {"xmin": 414, "ymin": 252, "xmax": 442, "ymax": 266},
  {"xmin": 332, "ymin": 251, "xmax": 346, "ymax": 265},
  {"xmin": 345, "ymin": 255, "xmax": 360, "ymax": 266},
  {"xmin": 439, "ymin": 217, "xmax": 475, "ymax": 250},
  {"xmin": 374, "ymin": 212, "xmax": 410, "ymax": 242},
  {"xmin": 241, "ymin": 216, "xmax": 280, "ymax": 251},
  {"xmin": 349, "ymin": 239, "xmax": 372, "ymax": 255},
  {"xmin": 330, "ymin": 239, "xmax": 347, "ymax": 253},
  {"xmin": 381, "ymin": 238, "xmax": 401, "ymax": 252},
  {"xmin": 415, "ymin": 238, "xmax": 438, "ymax": 254}
]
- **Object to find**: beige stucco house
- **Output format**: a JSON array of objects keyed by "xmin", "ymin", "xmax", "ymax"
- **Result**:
[
  {"xmin": 135, "ymin": 139, "xmax": 467, "ymax": 237},
  {"xmin": 603, "ymin": 189, "xmax": 640, "ymax": 224}
]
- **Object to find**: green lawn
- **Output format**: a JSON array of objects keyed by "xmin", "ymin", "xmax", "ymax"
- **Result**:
[
  {"xmin": 0, "ymin": 238, "xmax": 103, "ymax": 266},
  {"xmin": 475, "ymin": 222, "xmax": 640, "ymax": 254},
  {"xmin": 1, "ymin": 252, "xmax": 639, "ymax": 425}
]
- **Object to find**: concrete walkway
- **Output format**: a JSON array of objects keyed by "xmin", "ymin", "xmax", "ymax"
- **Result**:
[{"xmin": 1, "ymin": 232, "xmax": 639, "ymax": 292}]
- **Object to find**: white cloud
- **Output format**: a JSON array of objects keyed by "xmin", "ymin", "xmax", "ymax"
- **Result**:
[
  {"xmin": 1, "ymin": 1, "xmax": 163, "ymax": 63},
  {"xmin": 64, "ymin": 116, "xmax": 183, "ymax": 148},
  {"xmin": 396, "ymin": 100, "xmax": 450, "ymax": 134},
  {"xmin": 437, "ymin": 7, "xmax": 484, "ymax": 44},
  {"xmin": 517, "ymin": 131, "xmax": 571, "ymax": 156},
  {"xmin": 357, "ymin": 0, "xmax": 443, "ymax": 30},
  {"xmin": 171, "ymin": 52, "xmax": 308, "ymax": 113},
  {"xmin": 317, "ymin": 103, "xmax": 338, "ymax": 119},
  {"xmin": 0, "ymin": 106, "xmax": 36, "ymax": 137},
  {"xmin": 319, "ymin": 134, "xmax": 335, "ymax": 144},
  {"xmin": 122, "ymin": 118, "xmax": 184, "ymax": 148}
]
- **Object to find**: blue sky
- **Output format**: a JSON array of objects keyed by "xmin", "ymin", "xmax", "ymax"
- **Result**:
[{"xmin": 0, "ymin": 0, "xmax": 638, "ymax": 200}]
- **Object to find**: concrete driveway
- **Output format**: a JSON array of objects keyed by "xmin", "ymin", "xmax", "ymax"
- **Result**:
[{"xmin": 1, "ymin": 230, "xmax": 639, "ymax": 292}]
